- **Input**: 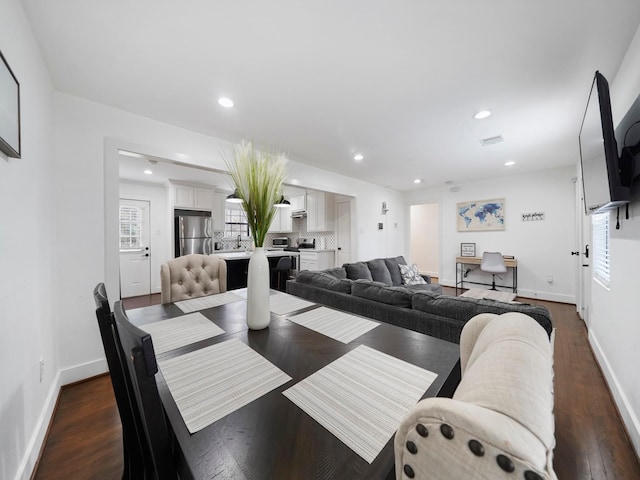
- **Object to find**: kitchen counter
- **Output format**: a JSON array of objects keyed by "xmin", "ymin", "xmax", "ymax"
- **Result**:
[{"xmin": 213, "ymin": 250, "xmax": 299, "ymax": 260}]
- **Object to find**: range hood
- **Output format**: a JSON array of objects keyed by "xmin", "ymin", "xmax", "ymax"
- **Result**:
[{"xmin": 291, "ymin": 209, "xmax": 307, "ymax": 218}]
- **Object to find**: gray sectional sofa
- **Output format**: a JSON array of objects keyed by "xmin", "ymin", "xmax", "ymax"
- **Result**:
[{"xmin": 286, "ymin": 256, "xmax": 553, "ymax": 344}]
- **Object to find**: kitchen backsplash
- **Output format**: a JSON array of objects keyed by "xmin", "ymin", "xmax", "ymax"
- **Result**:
[{"xmin": 215, "ymin": 230, "xmax": 336, "ymax": 250}]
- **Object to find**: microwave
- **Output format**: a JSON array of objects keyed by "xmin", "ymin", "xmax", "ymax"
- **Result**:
[{"xmin": 272, "ymin": 237, "xmax": 290, "ymax": 248}]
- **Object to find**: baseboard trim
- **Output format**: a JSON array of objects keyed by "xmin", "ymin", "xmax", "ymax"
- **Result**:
[
  {"xmin": 589, "ymin": 331, "xmax": 640, "ymax": 459},
  {"xmin": 16, "ymin": 359, "xmax": 108, "ymax": 480},
  {"xmin": 439, "ymin": 279, "xmax": 575, "ymax": 304}
]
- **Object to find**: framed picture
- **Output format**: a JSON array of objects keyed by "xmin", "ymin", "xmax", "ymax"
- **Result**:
[
  {"xmin": 460, "ymin": 242, "xmax": 476, "ymax": 257},
  {"xmin": 457, "ymin": 198, "xmax": 505, "ymax": 231},
  {"xmin": 0, "ymin": 50, "xmax": 21, "ymax": 158}
]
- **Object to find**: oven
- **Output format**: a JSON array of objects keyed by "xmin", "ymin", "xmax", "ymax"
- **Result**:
[{"xmin": 272, "ymin": 237, "xmax": 290, "ymax": 248}]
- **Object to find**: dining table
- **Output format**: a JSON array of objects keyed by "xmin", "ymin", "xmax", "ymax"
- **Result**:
[{"xmin": 125, "ymin": 289, "xmax": 461, "ymax": 480}]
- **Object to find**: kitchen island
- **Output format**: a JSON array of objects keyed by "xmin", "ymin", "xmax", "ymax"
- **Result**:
[{"xmin": 213, "ymin": 250, "xmax": 299, "ymax": 290}]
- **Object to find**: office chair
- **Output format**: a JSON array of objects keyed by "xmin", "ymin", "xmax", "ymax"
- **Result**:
[{"xmin": 480, "ymin": 252, "xmax": 507, "ymax": 290}]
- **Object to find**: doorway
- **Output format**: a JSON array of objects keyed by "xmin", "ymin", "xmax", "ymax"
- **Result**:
[
  {"xmin": 336, "ymin": 199, "xmax": 353, "ymax": 266},
  {"xmin": 119, "ymin": 199, "xmax": 151, "ymax": 298},
  {"xmin": 409, "ymin": 203, "xmax": 440, "ymax": 279}
]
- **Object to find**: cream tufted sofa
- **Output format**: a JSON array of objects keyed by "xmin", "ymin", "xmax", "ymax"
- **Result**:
[
  {"xmin": 160, "ymin": 254, "xmax": 227, "ymax": 304},
  {"xmin": 395, "ymin": 312, "xmax": 556, "ymax": 480}
]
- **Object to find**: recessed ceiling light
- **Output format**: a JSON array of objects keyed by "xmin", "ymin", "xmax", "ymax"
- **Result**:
[
  {"xmin": 218, "ymin": 97, "xmax": 234, "ymax": 108},
  {"xmin": 143, "ymin": 169, "xmax": 153, "ymax": 175},
  {"xmin": 473, "ymin": 110, "xmax": 492, "ymax": 120},
  {"xmin": 505, "ymin": 161, "xmax": 515, "ymax": 166},
  {"xmin": 354, "ymin": 153, "xmax": 364, "ymax": 161},
  {"xmin": 414, "ymin": 178, "xmax": 422, "ymax": 184}
]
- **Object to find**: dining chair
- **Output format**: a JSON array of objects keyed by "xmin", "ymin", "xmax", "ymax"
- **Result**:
[
  {"xmin": 160, "ymin": 254, "xmax": 227, "ymax": 303},
  {"xmin": 93, "ymin": 283, "xmax": 145, "ymax": 480},
  {"xmin": 113, "ymin": 300, "xmax": 178, "ymax": 480},
  {"xmin": 480, "ymin": 252, "xmax": 508, "ymax": 290}
]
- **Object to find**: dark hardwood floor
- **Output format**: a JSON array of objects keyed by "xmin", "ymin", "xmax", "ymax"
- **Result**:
[{"xmin": 33, "ymin": 290, "xmax": 640, "ymax": 479}]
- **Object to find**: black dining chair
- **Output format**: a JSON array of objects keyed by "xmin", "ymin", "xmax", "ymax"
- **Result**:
[
  {"xmin": 113, "ymin": 300, "xmax": 178, "ymax": 480},
  {"xmin": 93, "ymin": 283, "xmax": 145, "ymax": 480}
]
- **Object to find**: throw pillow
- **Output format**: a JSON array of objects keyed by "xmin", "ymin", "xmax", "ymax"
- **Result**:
[{"xmin": 399, "ymin": 263, "xmax": 427, "ymax": 285}]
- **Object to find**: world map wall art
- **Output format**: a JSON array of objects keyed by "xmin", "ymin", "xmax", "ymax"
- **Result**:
[{"xmin": 457, "ymin": 198, "xmax": 505, "ymax": 232}]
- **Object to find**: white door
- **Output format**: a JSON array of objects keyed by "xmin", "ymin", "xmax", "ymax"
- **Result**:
[
  {"xmin": 575, "ymin": 172, "xmax": 591, "ymax": 326},
  {"xmin": 337, "ymin": 200, "xmax": 352, "ymax": 266},
  {"xmin": 119, "ymin": 199, "xmax": 151, "ymax": 298}
]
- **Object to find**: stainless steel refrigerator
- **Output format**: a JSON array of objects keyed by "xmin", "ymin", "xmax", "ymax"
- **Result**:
[{"xmin": 175, "ymin": 211, "xmax": 213, "ymax": 256}]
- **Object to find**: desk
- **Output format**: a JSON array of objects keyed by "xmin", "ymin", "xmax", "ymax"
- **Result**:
[
  {"xmin": 455, "ymin": 256, "xmax": 518, "ymax": 295},
  {"xmin": 126, "ymin": 291, "xmax": 460, "ymax": 480}
]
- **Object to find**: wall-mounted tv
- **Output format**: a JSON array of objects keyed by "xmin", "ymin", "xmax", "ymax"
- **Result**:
[{"xmin": 579, "ymin": 71, "xmax": 630, "ymax": 215}]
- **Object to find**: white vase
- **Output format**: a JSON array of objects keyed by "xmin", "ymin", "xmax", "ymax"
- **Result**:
[{"xmin": 246, "ymin": 247, "xmax": 270, "ymax": 330}]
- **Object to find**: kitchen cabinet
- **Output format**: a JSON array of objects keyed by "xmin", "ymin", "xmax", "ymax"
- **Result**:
[
  {"xmin": 172, "ymin": 183, "xmax": 215, "ymax": 211},
  {"xmin": 268, "ymin": 208, "xmax": 293, "ymax": 233},
  {"xmin": 211, "ymin": 193, "xmax": 226, "ymax": 232},
  {"xmin": 289, "ymin": 194, "xmax": 306, "ymax": 213},
  {"xmin": 306, "ymin": 191, "xmax": 334, "ymax": 232},
  {"xmin": 299, "ymin": 250, "xmax": 335, "ymax": 271}
]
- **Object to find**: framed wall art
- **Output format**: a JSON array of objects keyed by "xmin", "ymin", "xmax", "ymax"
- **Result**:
[
  {"xmin": 457, "ymin": 198, "xmax": 505, "ymax": 232},
  {"xmin": 0, "ymin": 50, "xmax": 21, "ymax": 159},
  {"xmin": 460, "ymin": 242, "xmax": 476, "ymax": 257}
]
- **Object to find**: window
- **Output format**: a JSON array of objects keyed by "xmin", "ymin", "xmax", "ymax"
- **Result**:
[
  {"xmin": 224, "ymin": 206, "xmax": 249, "ymax": 237},
  {"xmin": 119, "ymin": 205, "xmax": 143, "ymax": 249},
  {"xmin": 592, "ymin": 212, "xmax": 610, "ymax": 287}
]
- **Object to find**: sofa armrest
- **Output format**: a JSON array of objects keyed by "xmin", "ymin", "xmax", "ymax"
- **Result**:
[{"xmin": 394, "ymin": 398, "xmax": 556, "ymax": 480}]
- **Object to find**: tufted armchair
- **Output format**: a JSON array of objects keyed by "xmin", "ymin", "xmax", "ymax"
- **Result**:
[
  {"xmin": 394, "ymin": 312, "xmax": 556, "ymax": 480},
  {"xmin": 160, "ymin": 254, "xmax": 227, "ymax": 304}
]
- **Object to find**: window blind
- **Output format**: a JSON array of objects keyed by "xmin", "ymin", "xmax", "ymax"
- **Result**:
[{"xmin": 592, "ymin": 212, "xmax": 610, "ymax": 287}]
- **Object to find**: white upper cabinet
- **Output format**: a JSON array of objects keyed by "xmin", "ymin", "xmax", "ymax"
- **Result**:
[
  {"xmin": 289, "ymin": 194, "xmax": 306, "ymax": 212},
  {"xmin": 171, "ymin": 183, "xmax": 226, "ymax": 231},
  {"xmin": 306, "ymin": 191, "xmax": 334, "ymax": 232},
  {"xmin": 268, "ymin": 207, "xmax": 293, "ymax": 233}
]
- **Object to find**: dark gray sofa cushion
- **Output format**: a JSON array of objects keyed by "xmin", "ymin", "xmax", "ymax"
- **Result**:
[
  {"xmin": 366, "ymin": 258, "xmax": 393, "ymax": 285},
  {"xmin": 344, "ymin": 262, "xmax": 373, "ymax": 281},
  {"xmin": 407, "ymin": 283, "xmax": 443, "ymax": 294},
  {"xmin": 295, "ymin": 271, "xmax": 353, "ymax": 293},
  {"xmin": 323, "ymin": 267, "xmax": 347, "ymax": 279},
  {"xmin": 384, "ymin": 256, "xmax": 407, "ymax": 286},
  {"xmin": 412, "ymin": 291, "xmax": 553, "ymax": 336},
  {"xmin": 351, "ymin": 279, "xmax": 414, "ymax": 307}
]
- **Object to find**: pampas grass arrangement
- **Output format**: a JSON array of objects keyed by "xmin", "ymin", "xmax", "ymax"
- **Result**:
[{"xmin": 224, "ymin": 142, "xmax": 288, "ymax": 248}]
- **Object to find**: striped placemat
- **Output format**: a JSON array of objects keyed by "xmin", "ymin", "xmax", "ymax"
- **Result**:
[
  {"xmin": 283, "ymin": 345, "xmax": 437, "ymax": 463},
  {"xmin": 139, "ymin": 312, "xmax": 224, "ymax": 354},
  {"xmin": 286, "ymin": 307, "xmax": 379, "ymax": 343},
  {"xmin": 174, "ymin": 291, "xmax": 244, "ymax": 313},
  {"xmin": 158, "ymin": 339, "xmax": 291, "ymax": 433},
  {"xmin": 269, "ymin": 293, "xmax": 315, "ymax": 315}
]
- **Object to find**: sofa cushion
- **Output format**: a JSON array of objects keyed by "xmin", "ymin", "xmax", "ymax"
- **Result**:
[
  {"xmin": 295, "ymin": 271, "xmax": 353, "ymax": 293},
  {"xmin": 384, "ymin": 256, "xmax": 407, "ymax": 286},
  {"xmin": 366, "ymin": 258, "xmax": 393, "ymax": 285},
  {"xmin": 406, "ymin": 283, "xmax": 443, "ymax": 294},
  {"xmin": 351, "ymin": 279, "xmax": 414, "ymax": 307},
  {"xmin": 344, "ymin": 262, "xmax": 373, "ymax": 281},
  {"xmin": 399, "ymin": 263, "xmax": 427, "ymax": 285},
  {"xmin": 323, "ymin": 267, "xmax": 347, "ymax": 279}
]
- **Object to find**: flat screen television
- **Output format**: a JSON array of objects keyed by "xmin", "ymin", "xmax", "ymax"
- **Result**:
[{"xmin": 579, "ymin": 71, "xmax": 630, "ymax": 215}]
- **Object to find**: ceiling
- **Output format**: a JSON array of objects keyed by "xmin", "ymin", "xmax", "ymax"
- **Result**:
[{"xmin": 21, "ymin": 0, "xmax": 640, "ymax": 191}]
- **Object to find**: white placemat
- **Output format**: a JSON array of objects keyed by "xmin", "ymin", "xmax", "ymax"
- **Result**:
[
  {"xmin": 286, "ymin": 306, "xmax": 379, "ymax": 344},
  {"xmin": 159, "ymin": 339, "xmax": 292, "ymax": 433},
  {"xmin": 283, "ymin": 345, "xmax": 437, "ymax": 463},
  {"xmin": 174, "ymin": 291, "xmax": 244, "ymax": 313},
  {"xmin": 269, "ymin": 292, "xmax": 315, "ymax": 315},
  {"xmin": 139, "ymin": 312, "xmax": 225, "ymax": 354}
]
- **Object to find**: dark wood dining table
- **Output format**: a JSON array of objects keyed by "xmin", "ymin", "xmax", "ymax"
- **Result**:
[{"xmin": 125, "ymin": 290, "xmax": 461, "ymax": 480}]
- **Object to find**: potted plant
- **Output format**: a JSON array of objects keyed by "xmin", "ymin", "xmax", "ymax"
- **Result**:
[{"xmin": 224, "ymin": 142, "xmax": 288, "ymax": 329}]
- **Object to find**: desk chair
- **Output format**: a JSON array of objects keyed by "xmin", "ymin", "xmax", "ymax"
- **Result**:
[
  {"xmin": 271, "ymin": 256, "xmax": 292, "ymax": 291},
  {"xmin": 480, "ymin": 252, "xmax": 507, "ymax": 290},
  {"xmin": 93, "ymin": 283, "xmax": 145, "ymax": 480},
  {"xmin": 114, "ymin": 301, "xmax": 178, "ymax": 480},
  {"xmin": 160, "ymin": 254, "xmax": 227, "ymax": 304}
]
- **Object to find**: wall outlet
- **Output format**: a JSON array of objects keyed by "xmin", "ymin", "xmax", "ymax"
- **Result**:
[
  {"xmin": 39, "ymin": 357, "xmax": 45, "ymax": 383},
  {"xmin": 546, "ymin": 275, "xmax": 554, "ymax": 284}
]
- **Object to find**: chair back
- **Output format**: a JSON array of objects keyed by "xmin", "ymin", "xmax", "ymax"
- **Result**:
[
  {"xmin": 480, "ymin": 252, "xmax": 507, "ymax": 273},
  {"xmin": 276, "ymin": 256, "xmax": 292, "ymax": 271},
  {"xmin": 160, "ymin": 254, "xmax": 227, "ymax": 304},
  {"xmin": 93, "ymin": 283, "xmax": 145, "ymax": 479},
  {"xmin": 113, "ymin": 301, "xmax": 178, "ymax": 480}
]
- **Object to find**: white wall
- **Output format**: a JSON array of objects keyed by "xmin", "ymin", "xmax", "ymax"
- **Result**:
[
  {"xmin": 119, "ymin": 180, "xmax": 171, "ymax": 293},
  {"xmin": 410, "ymin": 203, "xmax": 439, "ymax": 277},
  {"xmin": 0, "ymin": 1, "xmax": 58, "ymax": 479},
  {"xmin": 405, "ymin": 166, "xmax": 577, "ymax": 302},
  {"xmin": 588, "ymin": 23, "xmax": 640, "ymax": 458}
]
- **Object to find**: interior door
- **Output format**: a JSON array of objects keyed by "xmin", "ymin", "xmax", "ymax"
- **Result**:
[
  {"xmin": 575, "ymin": 172, "xmax": 591, "ymax": 326},
  {"xmin": 337, "ymin": 200, "xmax": 352, "ymax": 266},
  {"xmin": 119, "ymin": 199, "xmax": 151, "ymax": 298}
]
